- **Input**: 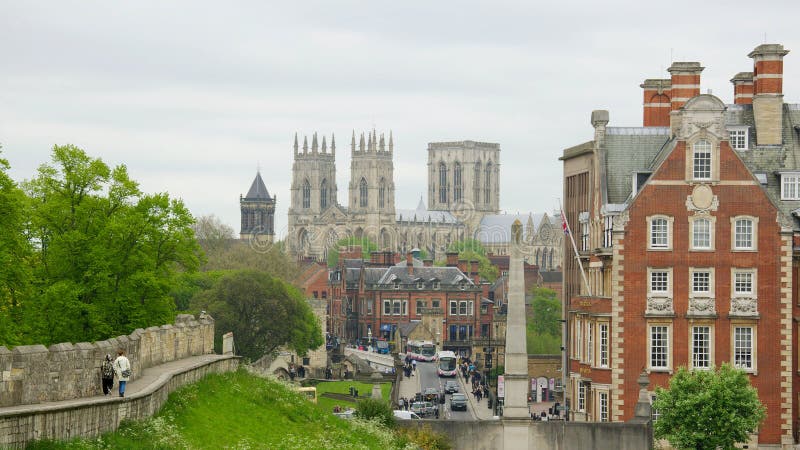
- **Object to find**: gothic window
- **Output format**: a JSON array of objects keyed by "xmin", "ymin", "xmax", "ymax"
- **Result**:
[
  {"xmin": 474, "ymin": 161, "xmax": 481, "ymax": 204},
  {"xmin": 320, "ymin": 179, "xmax": 328, "ymax": 210},
  {"xmin": 453, "ymin": 162, "xmax": 462, "ymax": 202},
  {"xmin": 359, "ymin": 178, "xmax": 368, "ymax": 208},
  {"xmin": 439, "ymin": 162, "xmax": 448, "ymax": 204},
  {"xmin": 485, "ymin": 162, "xmax": 493, "ymax": 205},
  {"xmin": 302, "ymin": 180, "xmax": 311, "ymax": 209},
  {"xmin": 379, "ymin": 178, "xmax": 386, "ymax": 209},
  {"xmin": 541, "ymin": 247, "xmax": 548, "ymax": 270},
  {"xmin": 549, "ymin": 247, "xmax": 553, "ymax": 269}
]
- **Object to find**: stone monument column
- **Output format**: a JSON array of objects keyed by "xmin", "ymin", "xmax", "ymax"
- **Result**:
[{"xmin": 502, "ymin": 219, "xmax": 530, "ymax": 448}]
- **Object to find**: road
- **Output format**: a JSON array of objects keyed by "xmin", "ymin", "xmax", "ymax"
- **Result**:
[{"xmin": 415, "ymin": 361, "xmax": 482, "ymax": 421}]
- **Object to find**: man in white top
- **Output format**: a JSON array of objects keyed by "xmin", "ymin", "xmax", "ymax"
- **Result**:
[{"xmin": 113, "ymin": 349, "xmax": 131, "ymax": 397}]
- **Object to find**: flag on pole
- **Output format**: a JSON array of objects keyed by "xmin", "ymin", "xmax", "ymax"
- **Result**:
[{"xmin": 561, "ymin": 210, "xmax": 569, "ymax": 235}]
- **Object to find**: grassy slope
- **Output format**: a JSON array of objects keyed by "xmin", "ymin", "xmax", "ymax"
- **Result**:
[
  {"xmin": 27, "ymin": 370, "xmax": 405, "ymax": 450},
  {"xmin": 314, "ymin": 381, "xmax": 392, "ymax": 413}
]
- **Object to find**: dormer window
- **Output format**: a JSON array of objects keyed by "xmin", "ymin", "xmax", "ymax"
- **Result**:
[
  {"xmin": 432, "ymin": 280, "xmax": 440, "ymax": 290},
  {"xmin": 416, "ymin": 280, "xmax": 424, "ymax": 289},
  {"xmin": 728, "ymin": 126, "xmax": 749, "ymax": 150},
  {"xmin": 393, "ymin": 280, "xmax": 400, "ymax": 290},
  {"xmin": 459, "ymin": 281, "xmax": 466, "ymax": 290},
  {"xmin": 781, "ymin": 172, "xmax": 800, "ymax": 200}
]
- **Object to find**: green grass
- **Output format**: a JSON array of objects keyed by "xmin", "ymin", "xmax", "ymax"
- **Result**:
[
  {"xmin": 314, "ymin": 380, "xmax": 392, "ymax": 413},
  {"xmin": 26, "ymin": 370, "xmax": 408, "ymax": 450}
]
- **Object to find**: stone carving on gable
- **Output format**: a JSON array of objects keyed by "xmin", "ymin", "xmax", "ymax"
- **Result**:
[
  {"xmin": 730, "ymin": 297, "xmax": 758, "ymax": 317},
  {"xmin": 686, "ymin": 184, "xmax": 719, "ymax": 213},
  {"xmin": 612, "ymin": 210, "xmax": 630, "ymax": 232},
  {"xmin": 646, "ymin": 297, "xmax": 674, "ymax": 315},
  {"xmin": 687, "ymin": 297, "xmax": 716, "ymax": 317}
]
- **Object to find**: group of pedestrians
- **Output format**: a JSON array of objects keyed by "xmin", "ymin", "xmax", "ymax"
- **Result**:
[
  {"xmin": 402, "ymin": 356, "xmax": 417, "ymax": 377},
  {"xmin": 99, "ymin": 349, "xmax": 131, "ymax": 398}
]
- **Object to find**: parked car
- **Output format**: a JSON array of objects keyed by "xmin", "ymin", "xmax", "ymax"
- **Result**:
[
  {"xmin": 393, "ymin": 410, "xmax": 421, "ymax": 420},
  {"xmin": 450, "ymin": 393, "xmax": 468, "ymax": 411},
  {"xmin": 411, "ymin": 401, "xmax": 435, "ymax": 417},
  {"xmin": 444, "ymin": 380, "xmax": 459, "ymax": 394},
  {"xmin": 423, "ymin": 387, "xmax": 444, "ymax": 404}
]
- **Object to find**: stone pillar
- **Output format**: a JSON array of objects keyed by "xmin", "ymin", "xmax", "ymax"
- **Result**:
[
  {"xmin": 502, "ymin": 220, "xmax": 530, "ymax": 449},
  {"xmin": 222, "ymin": 332, "xmax": 235, "ymax": 355}
]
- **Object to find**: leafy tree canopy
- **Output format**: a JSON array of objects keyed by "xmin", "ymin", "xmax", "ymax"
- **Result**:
[
  {"xmin": 327, "ymin": 237, "xmax": 378, "ymax": 268},
  {"xmin": 653, "ymin": 363, "xmax": 766, "ymax": 450},
  {"xmin": 190, "ymin": 270, "xmax": 324, "ymax": 360},
  {"xmin": 4, "ymin": 144, "xmax": 203, "ymax": 346},
  {"xmin": 446, "ymin": 239, "xmax": 498, "ymax": 282}
]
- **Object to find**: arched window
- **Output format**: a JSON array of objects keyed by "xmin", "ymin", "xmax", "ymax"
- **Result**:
[
  {"xmin": 541, "ymin": 247, "xmax": 548, "ymax": 270},
  {"xmin": 548, "ymin": 248, "xmax": 553, "ymax": 269},
  {"xmin": 485, "ymin": 162, "xmax": 492, "ymax": 205},
  {"xmin": 359, "ymin": 178, "xmax": 368, "ymax": 208},
  {"xmin": 535, "ymin": 248, "xmax": 540, "ymax": 266},
  {"xmin": 302, "ymin": 180, "xmax": 311, "ymax": 209},
  {"xmin": 379, "ymin": 178, "xmax": 386, "ymax": 209},
  {"xmin": 439, "ymin": 162, "xmax": 448, "ymax": 204},
  {"xmin": 320, "ymin": 179, "xmax": 328, "ymax": 210},
  {"xmin": 474, "ymin": 161, "xmax": 481, "ymax": 204},
  {"xmin": 453, "ymin": 162, "xmax": 462, "ymax": 202}
]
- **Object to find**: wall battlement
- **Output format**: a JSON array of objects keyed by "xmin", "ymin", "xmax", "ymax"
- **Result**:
[{"xmin": 0, "ymin": 313, "xmax": 214, "ymax": 407}]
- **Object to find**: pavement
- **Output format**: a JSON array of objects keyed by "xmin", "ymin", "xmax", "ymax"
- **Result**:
[
  {"xmin": 0, "ymin": 354, "xmax": 232, "ymax": 416},
  {"xmin": 396, "ymin": 366, "xmax": 421, "ymax": 408},
  {"xmin": 456, "ymin": 370, "xmax": 496, "ymax": 420}
]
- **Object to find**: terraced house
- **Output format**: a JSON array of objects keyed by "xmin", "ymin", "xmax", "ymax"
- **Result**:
[{"xmin": 561, "ymin": 43, "xmax": 799, "ymax": 447}]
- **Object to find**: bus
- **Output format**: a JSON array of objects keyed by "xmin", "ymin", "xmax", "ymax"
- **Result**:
[
  {"xmin": 436, "ymin": 351, "xmax": 458, "ymax": 377},
  {"xmin": 406, "ymin": 340, "xmax": 436, "ymax": 362}
]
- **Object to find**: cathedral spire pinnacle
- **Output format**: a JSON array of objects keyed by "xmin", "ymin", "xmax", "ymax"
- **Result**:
[
  {"xmin": 293, "ymin": 132, "xmax": 299, "ymax": 155},
  {"xmin": 389, "ymin": 130, "xmax": 393, "ymax": 153},
  {"xmin": 379, "ymin": 133, "xmax": 385, "ymax": 152},
  {"xmin": 331, "ymin": 133, "xmax": 336, "ymax": 155},
  {"xmin": 312, "ymin": 132, "xmax": 318, "ymax": 153},
  {"xmin": 321, "ymin": 135, "xmax": 327, "ymax": 153},
  {"xmin": 303, "ymin": 135, "xmax": 308, "ymax": 153},
  {"xmin": 351, "ymin": 130, "xmax": 356, "ymax": 153},
  {"xmin": 359, "ymin": 133, "xmax": 365, "ymax": 152}
]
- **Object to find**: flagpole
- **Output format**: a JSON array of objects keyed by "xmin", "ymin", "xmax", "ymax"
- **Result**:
[{"xmin": 558, "ymin": 199, "xmax": 591, "ymax": 297}]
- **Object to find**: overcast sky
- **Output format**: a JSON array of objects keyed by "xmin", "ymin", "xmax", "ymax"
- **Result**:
[{"xmin": 3, "ymin": 1, "xmax": 799, "ymax": 239}]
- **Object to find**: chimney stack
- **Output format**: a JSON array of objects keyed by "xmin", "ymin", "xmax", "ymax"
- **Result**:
[
  {"xmin": 730, "ymin": 72, "xmax": 754, "ymax": 104},
  {"xmin": 446, "ymin": 251, "xmax": 459, "ymax": 267},
  {"xmin": 406, "ymin": 252, "xmax": 413, "ymax": 275},
  {"xmin": 423, "ymin": 258, "xmax": 433, "ymax": 267},
  {"xmin": 640, "ymin": 79, "xmax": 672, "ymax": 126},
  {"xmin": 749, "ymin": 44, "xmax": 790, "ymax": 146},
  {"xmin": 667, "ymin": 62, "xmax": 704, "ymax": 111}
]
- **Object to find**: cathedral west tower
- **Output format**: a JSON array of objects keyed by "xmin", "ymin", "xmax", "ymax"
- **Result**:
[{"xmin": 349, "ymin": 129, "xmax": 396, "ymax": 249}]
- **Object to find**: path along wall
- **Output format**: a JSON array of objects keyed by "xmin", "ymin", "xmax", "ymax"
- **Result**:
[
  {"xmin": 0, "ymin": 314, "xmax": 215, "ymax": 407},
  {"xmin": 398, "ymin": 419, "xmax": 652, "ymax": 450},
  {"xmin": 0, "ymin": 355, "xmax": 238, "ymax": 448}
]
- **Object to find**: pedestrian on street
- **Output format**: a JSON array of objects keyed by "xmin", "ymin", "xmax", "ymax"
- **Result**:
[
  {"xmin": 113, "ymin": 349, "xmax": 131, "ymax": 398},
  {"xmin": 399, "ymin": 397, "xmax": 405, "ymax": 410},
  {"xmin": 100, "ymin": 354, "xmax": 115, "ymax": 396}
]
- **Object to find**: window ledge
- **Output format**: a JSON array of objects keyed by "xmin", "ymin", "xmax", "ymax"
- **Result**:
[{"xmin": 647, "ymin": 368, "xmax": 673, "ymax": 375}]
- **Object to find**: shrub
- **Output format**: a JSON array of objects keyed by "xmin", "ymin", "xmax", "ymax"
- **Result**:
[{"xmin": 355, "ymin": 397, "xmax": 394, "ymax": 428}]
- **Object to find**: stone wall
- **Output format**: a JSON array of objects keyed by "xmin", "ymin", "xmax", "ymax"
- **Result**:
[
  {"xmin": 0, "ymin": 355, "xmax": 238, "ymax": 448},
  {"xmin": 398, "ymin": 419, "xmax": 652, "ymax": 450},
  {"xmin": 0, "ymin": 314, "xmax": 214, "ymax": 407}
]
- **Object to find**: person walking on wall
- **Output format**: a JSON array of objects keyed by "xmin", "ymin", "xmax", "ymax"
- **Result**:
[
  {"xmin": 114, "ymin": 349, "xmax": 131, "ymax": 397},
  {"xmin": 100, "ymin": 354, "xmax": 115, "ymax": 396}
]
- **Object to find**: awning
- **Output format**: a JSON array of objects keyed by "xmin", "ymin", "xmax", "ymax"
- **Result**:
[{"xmin": 380, "ymin": 324, "xmax": 392, "ymax": 331}]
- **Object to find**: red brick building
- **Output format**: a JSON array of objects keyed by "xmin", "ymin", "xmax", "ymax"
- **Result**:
[
  {"xmin": 562, "ymin": 43, "xmax": 798, "ymax": 447},
  {"xmin": 328, "ymin": 250, "xmax": 501, "ymax": 358}
]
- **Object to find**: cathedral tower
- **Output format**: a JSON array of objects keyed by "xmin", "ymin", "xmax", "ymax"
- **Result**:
[
  {"xmin": 427, "ymin": 140, "xmax": 500, "ymax": 233},
  {"xmin": 240, "ymin": 170, "xmax": 276, "ymax": 242},
  {"xmin": 349, "ymin": 129, "xmax": 396, "ymax": 248},
  {"xmin": 288, "ymin": 132, "xmax": 338, "ymax": 255}
]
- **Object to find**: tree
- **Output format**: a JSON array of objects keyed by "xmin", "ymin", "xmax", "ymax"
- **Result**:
[
  {"xmin": 355, "ymin": 397, "xmax": 394, "ymax": 428},
  {"xmin": 525, "ymin": 287, "xmax": 562, "ymax": 354},
  {"xmin": 191, "ymin": 270, "xmax": 323, "ymax": 360},
  {"xmin": 192, "ymin": 214, "xmax": 235, "ymax": 253},
  {"xmin": 0, "ymin": 150, "xmax": 32, "ymax": 345},
  {"xmin": 20, "ymin": 145, "xmax": 202, "ymax": 344},
  {"xmin": 326, "ymin": 237, "xmax": 378, "ymax": 268},
  {"xmin": 653, "ymin": 364, "xmax": 766, "ymax": 450},
  {"xmin": 446, "ymin": 239, "xmax": 499, "ymax": 282}
]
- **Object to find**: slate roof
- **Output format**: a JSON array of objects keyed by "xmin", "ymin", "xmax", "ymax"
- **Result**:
[
  {"xmin": 374, "ymin": 266, "xmax": 474, "ymax": 286},
  {"xmin": 244, "ymin": 171, "xmax": 272, "ymax": 200},
  {"xmin": 600, "ymin": 104, "xmax": 800, "ymax": 228},
  {"xmin": 603, "ymin": 128, "xmax": 671, "ymax": 204},
  {"xmin": 395, "ymin": 198, "xmax": 460, "ymax": 224}
]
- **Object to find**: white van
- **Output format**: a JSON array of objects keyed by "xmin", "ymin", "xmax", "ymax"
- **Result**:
[{"xmin": 393, "ymin": 410, "xmax": 421, "ymax": 420}]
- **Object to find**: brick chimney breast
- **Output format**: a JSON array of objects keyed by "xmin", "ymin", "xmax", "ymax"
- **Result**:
[{"xmin": 640, "ymin": 79, "xmax": 672, "ymax": 126}]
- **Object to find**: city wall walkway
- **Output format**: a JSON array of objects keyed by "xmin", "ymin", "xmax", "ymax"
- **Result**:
[{"xmin": 0, "ymin": 354, "xmax": 238, "ymax": 448}]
